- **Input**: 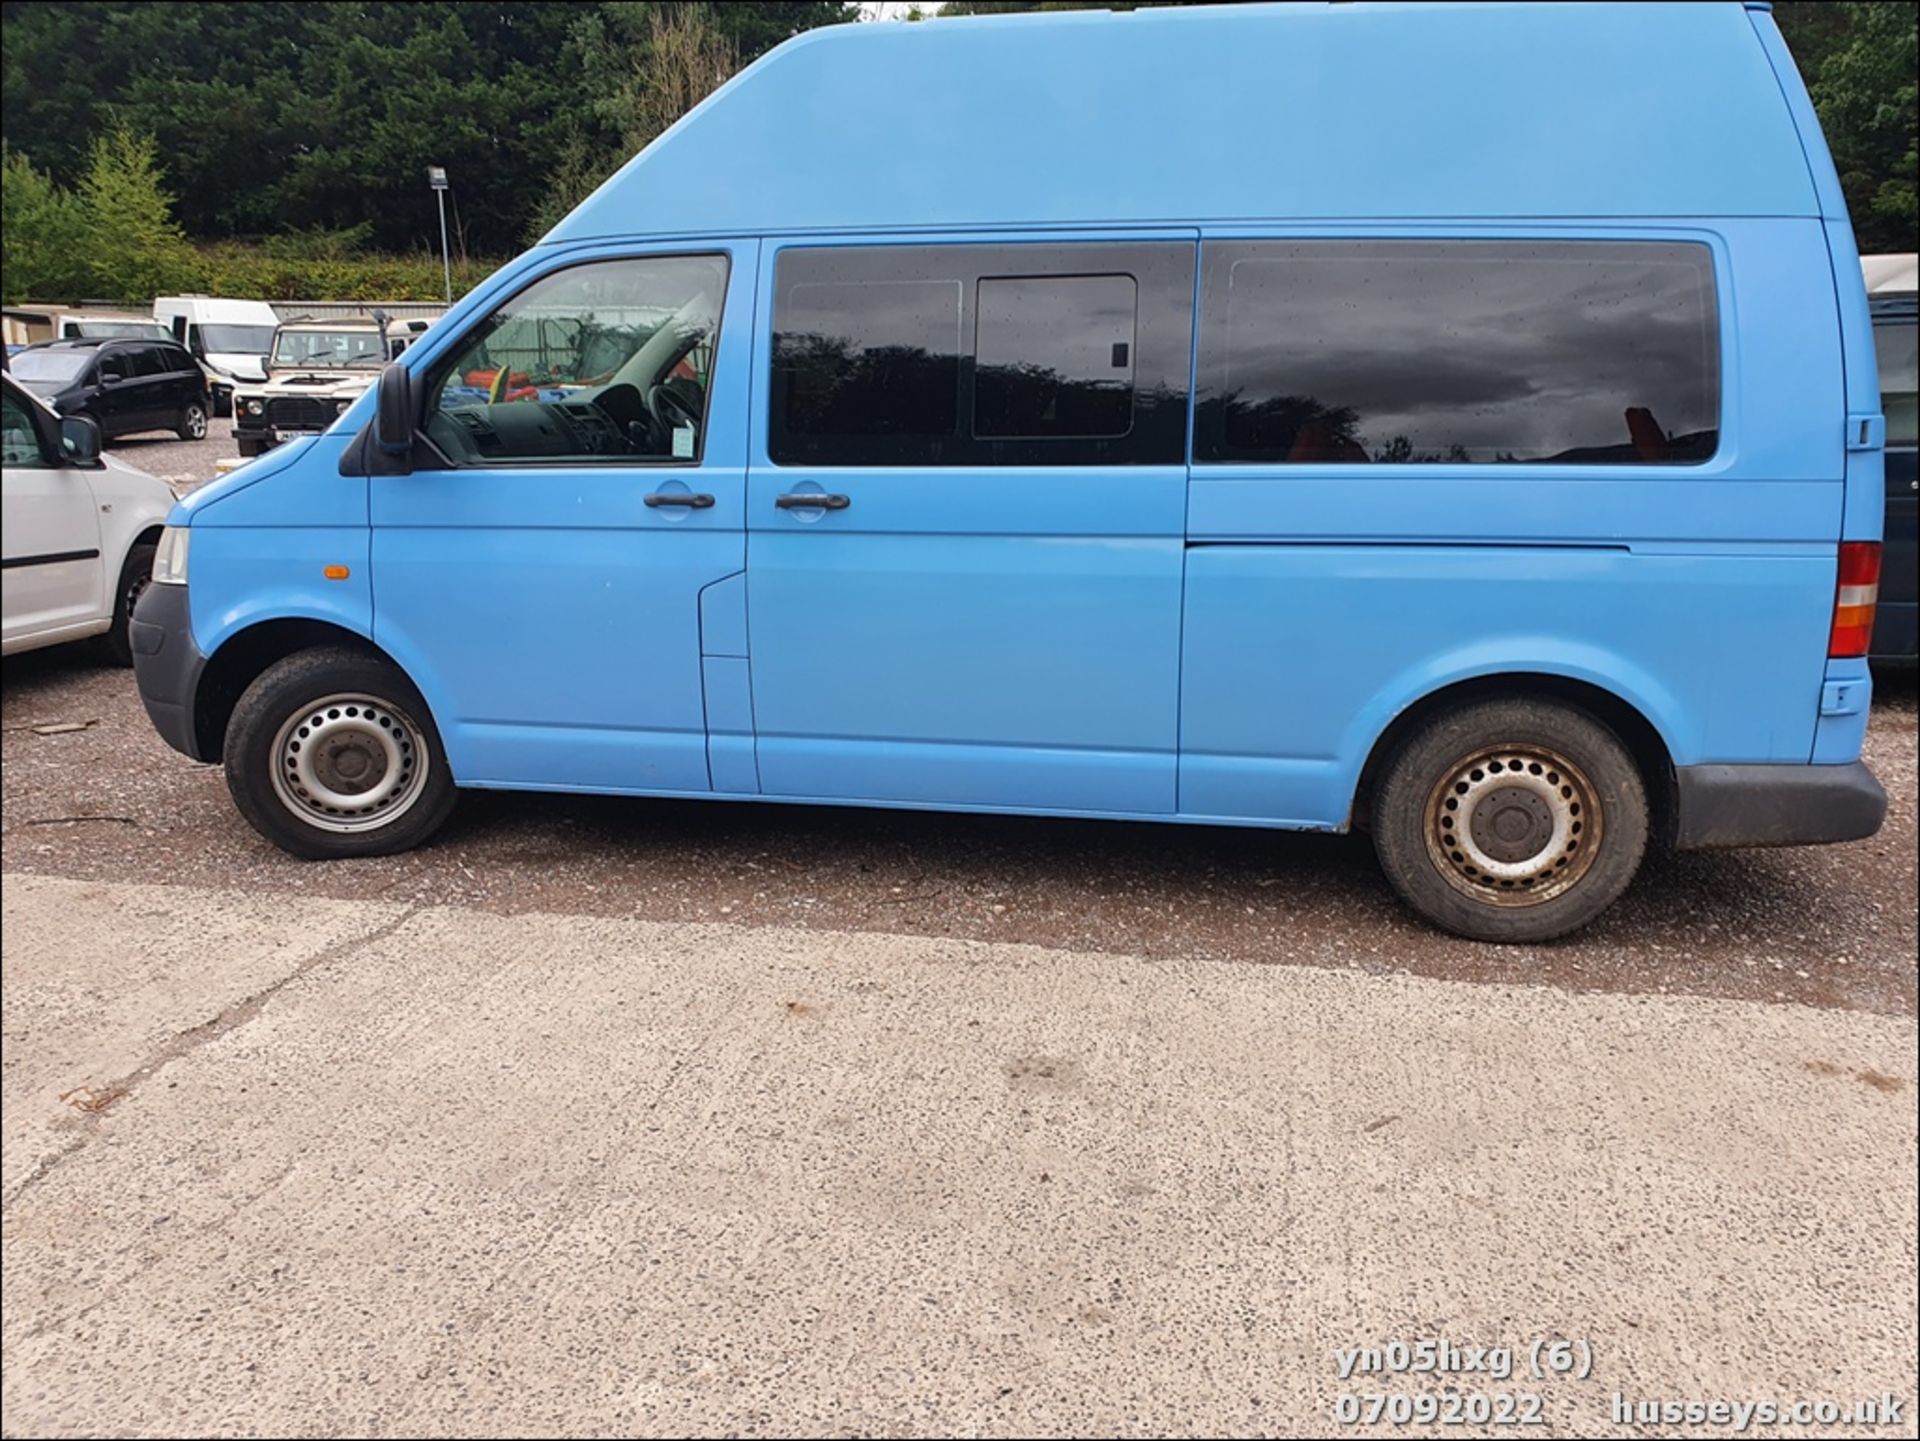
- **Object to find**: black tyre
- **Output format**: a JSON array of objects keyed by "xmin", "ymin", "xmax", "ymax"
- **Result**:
[
  {"xmin": 176, "ymin": 399, "xmax": 209, "ymax": 441},
  {"xmin": 95, "ymin": 538, "xmax": 157, "ymax": 667},
  {"xmin": 1371, "ymin": 697, "xmax": 1648, "ymax": 943},
  {"xmin": 224, "ymin": 646, "xmax": 457, "ymax": 859}
]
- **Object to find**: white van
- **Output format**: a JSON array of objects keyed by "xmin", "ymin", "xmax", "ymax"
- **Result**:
[
  {"xmin": 2, "ymin": 374, "xmax": 175, "ymax": 663},
  {"xmin": 151, "ymin": 296, "xmax": 279, "ymax": 416},
  {"xmin": 3, "ymin": 305, "xmax": 173, "ymax": 351}
]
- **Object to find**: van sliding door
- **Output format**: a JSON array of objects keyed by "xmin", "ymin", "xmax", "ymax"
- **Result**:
[{"xmin": 744, "ymin": 237, "xmax": 1196, "ymax": 815}]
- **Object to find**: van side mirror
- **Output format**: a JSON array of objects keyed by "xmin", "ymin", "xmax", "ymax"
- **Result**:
[
  {"xmin": 374, "ymin": 361, "xmax": 416, "ymax": 458},
  {"xmin": 60, "ymin": 414, "xmax": 104, "ymax": 468}
]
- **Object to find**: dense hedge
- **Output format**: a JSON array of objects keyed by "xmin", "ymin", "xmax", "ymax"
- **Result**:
[{"xmin": 181, "ymin": 244, "xmax": 500, "ymax": 305}]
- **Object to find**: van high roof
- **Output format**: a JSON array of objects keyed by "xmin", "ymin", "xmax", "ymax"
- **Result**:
[{"xmin": 545, "ymin": 0, "xmax": 1828, "ymax": 245}]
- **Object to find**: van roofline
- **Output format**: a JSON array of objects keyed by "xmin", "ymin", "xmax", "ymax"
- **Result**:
[{"xmin": 544, "ymin": 1, "xmax": 1825, "ymax": 246}]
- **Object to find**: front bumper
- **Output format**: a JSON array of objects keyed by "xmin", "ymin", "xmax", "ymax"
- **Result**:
[
  {"xmin": 130, "ymin": 582, "xmax": 214, "ymax": 762},
  {"xmin": 1673, "ymin": 761, "xmax": 1888, "ymax": 850}
]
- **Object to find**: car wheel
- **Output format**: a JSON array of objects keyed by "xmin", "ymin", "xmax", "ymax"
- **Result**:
[
  {"xmin": 1370, "ymin": 697, "xmax": 1649, "ymax": 943},
  {"xmin": 95, "ymin": 538, "xmax": 158, "ymax": 667},
  {"xmin": 176, "ymin": 400, "xmax": 209, "ymax": 440},
  {"xmin": 224, "ymin": 646, "xmax": 457, "ymax": 859}
]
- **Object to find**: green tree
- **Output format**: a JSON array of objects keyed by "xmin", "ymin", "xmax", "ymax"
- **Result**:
[
  {"xmin": 0, "ymin": 145, "xmax": 92, "ymax": 301},
  {"xmin": 77, "ymin": 124, "xmax": 196, "ymax": 302},
  {"xmin": 1801, "ymin": 1, "xmax": 1917, "ymax": 251},
  {"xmin": 0, "ymin": 1, "xmax": 855, "ymax": 255},
  {"xmin": 526, "ymin": 2, "xmax": 742, "ymax": 240}
]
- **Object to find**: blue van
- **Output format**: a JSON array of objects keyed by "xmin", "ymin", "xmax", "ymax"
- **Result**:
[{"xmin": 130, "ymin": 1, "xmax": 1888, "ymax": 943}]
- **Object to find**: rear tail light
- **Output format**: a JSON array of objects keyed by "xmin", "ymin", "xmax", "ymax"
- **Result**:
[{"xmin": 1828, "ymin": 541, "xmax": 1881, "ymax": 658}]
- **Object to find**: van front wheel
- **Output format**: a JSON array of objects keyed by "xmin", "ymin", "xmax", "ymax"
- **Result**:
[
  {"xmin": 224, "ymin": 647, "xmax": 456, "ymax": 859},
  {"xmin": 1371, "ymin": 698, "xmax": 1648, "ymax": 943}
]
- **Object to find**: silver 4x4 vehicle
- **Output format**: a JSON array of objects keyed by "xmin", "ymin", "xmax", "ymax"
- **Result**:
[{"xmin": 231, "ymin": 316, "xmax": 429, "ymax": 456}]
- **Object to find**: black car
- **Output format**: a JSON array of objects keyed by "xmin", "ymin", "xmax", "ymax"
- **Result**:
[
  {"xmin": 8, "ymin": 338, "xmax": 211, "ymax": 442},
  {"xmin": 1870, "ymin": 289, "xmax": 1917, "ymax": 664}
]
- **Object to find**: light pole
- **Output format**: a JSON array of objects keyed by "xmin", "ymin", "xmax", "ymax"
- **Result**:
[{"xmin": 427, "ymin": 166, "xmax": 451, "ymax": 304}]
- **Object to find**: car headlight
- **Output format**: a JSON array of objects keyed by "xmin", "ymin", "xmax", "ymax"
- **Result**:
[
  {"xmin": 152, "ymin": 526, "xmax": 190, "ymax": 586},
  {"xmin": 243, "ymin": 398, "xmax": 264, "ymax": 416},
  {"xmin": 335, "ymin": 398, "xmax": 350, "ymax": 414}
]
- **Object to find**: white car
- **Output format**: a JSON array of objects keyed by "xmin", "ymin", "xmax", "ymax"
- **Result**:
[{"xmin": 2, "ymin": 373, "xmax": 176, "ymax": 664}]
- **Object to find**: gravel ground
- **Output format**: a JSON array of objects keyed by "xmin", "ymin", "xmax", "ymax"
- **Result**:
[
  {"xmin": 3, "ymin": 637, "xmax": 1913, "ymax": 1016},
  {"xmin": 104, "ymin": 424, "xmax": 239, "ymax": 495}
]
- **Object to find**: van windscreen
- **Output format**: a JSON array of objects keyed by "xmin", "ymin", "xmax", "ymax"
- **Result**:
[
  {"xmin": 1195, "ymin": 240, "xmax": 1720, "ymax": 465},
  {"xmin": 200, "ymin": 325, "xmax": 275, "ymax": 353}
]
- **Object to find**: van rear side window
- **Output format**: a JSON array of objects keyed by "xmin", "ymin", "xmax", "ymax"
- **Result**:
[{"xmin": 1195, "ymin": 240, "xmax": 1720, "ymax": 466}]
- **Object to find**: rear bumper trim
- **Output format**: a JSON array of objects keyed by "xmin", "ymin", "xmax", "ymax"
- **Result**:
[{"xmin": 1673, "ymin": 761, "xmax": 1888, "ymax": 850}]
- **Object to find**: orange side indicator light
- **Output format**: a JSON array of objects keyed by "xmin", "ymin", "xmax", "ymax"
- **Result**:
[{"xmin": 323, "ymin": 565, "xmax": 351, "ymax": 581}]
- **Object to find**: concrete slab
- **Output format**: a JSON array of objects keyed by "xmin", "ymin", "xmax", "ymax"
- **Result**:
[{"xmin": 2, "ymin": 875, "xmax": 1913, "ymax": 1437}]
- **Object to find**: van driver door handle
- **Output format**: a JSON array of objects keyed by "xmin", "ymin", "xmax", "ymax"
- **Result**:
[
  {"xmin": 644, "ymin": 491, "xmax": 715, "ymax": 508},
  {"xmin": 775, "ymin": 492, "xmax": 851, "ymax": 510}
]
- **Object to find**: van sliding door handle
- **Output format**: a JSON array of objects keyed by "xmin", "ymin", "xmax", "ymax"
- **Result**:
[
  {"xmin": 644, "ymin": 491, "xmax": 715, "ymax": 508},
  {"xmin": 775, "ymin": 492, "xmax": 851, "ymax": 510}
]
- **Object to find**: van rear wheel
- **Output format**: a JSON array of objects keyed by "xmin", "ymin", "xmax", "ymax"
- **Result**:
[
  {"xmin": 224, "ymin": 647, "xmax": 456, "ymax": 859},
  {"xmin": 1371, "ymin": 697, "xmax": 1648, "ymax": 943}
]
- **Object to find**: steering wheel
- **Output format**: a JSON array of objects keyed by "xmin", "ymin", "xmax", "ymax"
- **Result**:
[{"xmin": 646, "ymin": 384, "xmax": 702, "ymax": 446}]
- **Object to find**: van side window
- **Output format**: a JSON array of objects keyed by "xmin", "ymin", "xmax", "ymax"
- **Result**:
[
  {"xmin": 770, "ymin": 242, "xmax": 1192, "ymax": 466},
  {"xmin": 782, "ymin": 274, "xmax": 963, "ymax": 447},
  {"xmin": 1194, "ymin": 240, "xmax": 1720, "ymax": 465},
  {"xmin": 422, "ymin": 253, "xmax": 729, "ymax": 467}
]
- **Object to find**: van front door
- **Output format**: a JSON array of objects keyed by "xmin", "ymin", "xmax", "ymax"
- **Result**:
[
  {"xmin": 370, "ymin": 245, "xmax": 754, "ymax": 794},
  {"xmin": 745, "ymin": 239, "xmax": 1195, "ymax": 814}
]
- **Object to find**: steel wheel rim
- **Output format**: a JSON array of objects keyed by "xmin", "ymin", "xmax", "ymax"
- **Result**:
[
  {"xmin": 1423, "ymin": 743, "xmax": 1603, "ymax": 906},
  {"xmin": 268, "ymin": 692, "xmax": 428, "ymax": 833}
]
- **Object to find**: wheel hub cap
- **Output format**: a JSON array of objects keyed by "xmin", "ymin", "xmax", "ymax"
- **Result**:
[{"xmin": 1471, "ymin": 784, "xmax": 1555, "ymax": 863}]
